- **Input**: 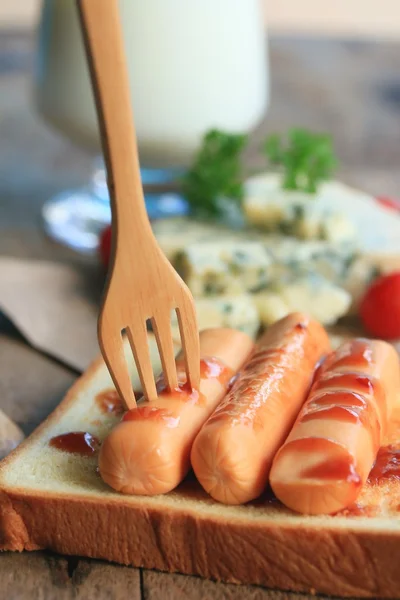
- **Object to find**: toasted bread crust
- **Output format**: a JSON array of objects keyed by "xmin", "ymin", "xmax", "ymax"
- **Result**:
[
  {"xmin": 1, "ymin": 487, "xmax": 399, "ymax": 598},
  {"xmin": 1, "ymin": 349, "xmax": 400, "ymax": 597}
]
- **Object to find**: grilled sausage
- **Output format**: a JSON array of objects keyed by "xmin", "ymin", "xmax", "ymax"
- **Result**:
[
  {"xmin": 99, "ymin": 328, "xmax": 254, "ymax": 495},
  {"xmin": 191, "ymin": 313, "xmax": 330, "ymax": 504},
  {"xmin": 270, "ymin": 338, "xmax": 400, "ymax": 514}
]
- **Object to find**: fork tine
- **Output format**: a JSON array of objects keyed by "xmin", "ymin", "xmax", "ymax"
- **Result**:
[
  {"xmin": 126, "ymin": 322, "xmax": 158, "ymax": 401},
  {"xmin": 176, "ymin": 299, "xmax": 200, "ymax": 390},
  {"xmin": 98, "ymin": 330, "xmax": 137, "ymax": 410},
  {"xmin": 151, "ymin": 313, "xmax": 178, "ymax": 391}
]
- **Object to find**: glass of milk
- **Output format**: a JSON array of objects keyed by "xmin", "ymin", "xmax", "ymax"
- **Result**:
[{"xmin": 35, "ymin": 0, "xmax": 269, "ymax": 252}]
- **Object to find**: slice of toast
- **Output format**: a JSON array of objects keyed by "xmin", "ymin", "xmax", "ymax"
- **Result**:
[{"xmin": 1, "ymin": 339, "xmax": 400, "ymax": 599}]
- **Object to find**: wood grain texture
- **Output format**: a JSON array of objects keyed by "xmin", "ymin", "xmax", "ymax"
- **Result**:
[
  {"xmin": 0, "ymin": 552, "xmax": 141, "ymax": 600},
  {"xmin": 142, "ymin": 570, "xmax": 325, "ymax": 600},
  {"xmin": 78, "ymin": 0, "xmax": 200, "ymax": 407},
  {"xmin": 0, "ymin": 334, "xmax": 76, "ymax": 435}
]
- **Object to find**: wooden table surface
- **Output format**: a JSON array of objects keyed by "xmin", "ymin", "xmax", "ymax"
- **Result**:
[{"xmin": 1, "ymin": 29, "xmax": 400, "ymax": 600}]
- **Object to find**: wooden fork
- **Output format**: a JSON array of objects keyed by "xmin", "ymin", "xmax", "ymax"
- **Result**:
[{"xmin": 77, "ymin": 0, "xmax": 200, "ymax": 409}]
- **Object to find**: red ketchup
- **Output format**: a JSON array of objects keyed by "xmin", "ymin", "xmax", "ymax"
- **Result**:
[
  {"xmin": 49, "ymin": 432, "xmax": 100, "ymax": 455},
  {"xmin": 95, "ymin": 389, "xmax": 124, "ymax": 415},
  {"xmin": 368, "ymin": 444, "xmax": 400, "ymax": 484},
  {"xmin": 301, "ymin": 456, "xmax": 362, "ymax": 486},
  {"xmin": 122, "ymin": 356, "xmax": 232, "ymax": 422},
  {"xmin": 123, "ymin": 406, "xmax": 180, "ymax": 428}
]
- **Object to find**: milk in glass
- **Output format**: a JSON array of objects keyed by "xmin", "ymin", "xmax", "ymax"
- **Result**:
[{"xmin": 36, "ymin": 0, "xmax": 268, "ymax": 167}]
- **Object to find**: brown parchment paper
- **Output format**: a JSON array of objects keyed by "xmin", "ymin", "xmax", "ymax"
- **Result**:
[{"xmin": 0, "ymin": 257, "xmax": 102, "ymax": 372}]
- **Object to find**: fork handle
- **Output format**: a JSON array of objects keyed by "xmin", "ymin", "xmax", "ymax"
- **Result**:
[{"xmin": 77, "ymin": 0, "xmax": 151, "ymax": 245}]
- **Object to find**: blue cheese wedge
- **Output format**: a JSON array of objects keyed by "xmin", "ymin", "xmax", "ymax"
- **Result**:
[
  {"xmin": 170, "ymin": 295, "xmax": 260, "ymax": 341},
  {"xmin": 244, "ymin": 173, "xmax": 400, "ymax": 252},
  {"xmin": 151, "ymin": 218, "xmax": 236, "ymax": 261},
  {"xmin": 152, "ymin": 215, "xmax": 399, "ymax": 325},
  {"xmin": 153, "ymin": 218, "xmax": 268, "ymax": 262},
  {"xmin": 153, "ymin": 217, "xmax": 356, "ymax": 281},
  {"xmin": 253, "ymin": 273, "xmax": 351, "ymax": 326},
  {"xmin": 175, "ymin": 242, "xmax": 272, "ymax": 296},
  {"xmin": 244, "ymin": 173, "xmax": 357, "ymax": 243},
  {"xmin": 262, "ymin": 235, "xmax": 357, "ymax": 282}
]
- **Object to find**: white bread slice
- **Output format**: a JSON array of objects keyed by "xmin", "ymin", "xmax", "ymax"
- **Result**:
[{"xmin": 1, "ymin": 339, "xmax": 400, "ymax": 598}]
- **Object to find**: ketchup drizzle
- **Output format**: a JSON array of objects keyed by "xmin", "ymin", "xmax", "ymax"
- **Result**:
[
  {"xmin": 368, "ymin": 444, "xmax": 400, "ymax": 483},
  {"xmin": 300, "ymin": 405, "xmax": 362, "ymax": 425},
  {"xmin": 199, "ymin": 356, "xmax": 232, "ymax": 382},
  {"xmin": 123, "ymin": 406, "xmax": 180, "ymax": 428},
  {"xmin": 95, "ymin": 389, "xmax": 124, "ymax": 415},
  {"xmin": 49, "ymin": 432, "xmax": 100, "ymax": 455},
  {"xmin": 302, "ymin": 457, "xmax": 362, "ymax": 485},
  {"xmin": 153, "ymin": 356, "xmax": 233, "ymax": 405},
  {"xmin": 324, "ymin": 339, "xmax": 373, "ymax": 371},
  {"xmin": 123, "ymin": 356, "xmax": 232, "ymax": 423},
  {"xmin": 300, "ymin": 367, "xmax": 383, "ymax": 453}
]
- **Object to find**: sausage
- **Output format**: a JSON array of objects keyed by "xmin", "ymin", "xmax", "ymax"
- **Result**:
[
  {"xmin": 98, "ymin": 328, "xmax": 254, "ymax": 495},
  {"xmin": 270, "ymin": 338, "xmax": 400, "ymax": 515},
  {"xmin": 190, "ymin": 313, "xmax": 330, "ymax": 505}
]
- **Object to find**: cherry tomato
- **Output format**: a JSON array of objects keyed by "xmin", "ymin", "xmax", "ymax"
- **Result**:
[
  {"xmin": 99, "ymin": 225, "xmax": 112, "ymax": 268},
  {"xmin": 376, "ymin": 196, "xmax": 400, "ymax": 212},
  {"xmin": 360, "ymin": 272, "xmax": 400, "ymax": 340}
]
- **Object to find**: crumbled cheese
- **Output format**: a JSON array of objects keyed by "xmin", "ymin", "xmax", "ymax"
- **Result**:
[
  {"xmin": 170, "ymin": 295, "xmax": 260, "ymax": 341},
  {"xmin": 254, "ymin": 274, "xmax": 351, "ymax": 326},
  {"xmin": 262, "ymin": 235, "xmax": 357, "ymax": 282},
  {"xmin": 175, "ymin": 242, "xmax": 272, "ymax": 297},
  {"xmin": 244, "ymin": 179, "xmax": 357, "ymax": 243},
  {"xmin": 245, "ymin": 172, "xmax": 400, "ymax": 253},
  {"xmin": 152, "ymin": 214, "xmax": 397, "ymax": 327}
]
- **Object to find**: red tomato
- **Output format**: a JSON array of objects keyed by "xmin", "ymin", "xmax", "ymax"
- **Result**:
[
  {"xmin": 99, "ymin": 225, "xmax": 112, "ymax": 268},
  {"xmin": 376, "ymin": 196, "xmax": 400, "ymax": 212},
  {"xmin": 360, "ymin": 272, "xmax": 400, "ymax": 340}
]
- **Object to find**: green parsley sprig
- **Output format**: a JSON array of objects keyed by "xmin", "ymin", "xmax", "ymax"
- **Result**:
[
  {"xmin": 264, "ymin": 128, "xmax": 337, "ymax": 194},
  {"xmin": 182, "ymin": 127, "xmax": 337, "ymax": 217},
  {"xmin": 182, "ymin": 129, "xmax": 248, "ymax": 218}
]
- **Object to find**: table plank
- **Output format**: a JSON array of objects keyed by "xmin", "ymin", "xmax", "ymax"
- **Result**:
[
  {"xmin": 142, "ymin": 570, "xmax": 325, "ymax": 600},
  {"xmin": 0, "ymin": 333, "xmax": 142, "ymax": 599},
  {"xmin": 0, "ymin": 552, "xmax": 76, "ymax": 600},
  {"xmin": 0, "ymin": 333, "xmax": 76, "ymax": 435},
  {"xmin": 0, "ymin": 552, "xmax": 141, "ymax": 600}
]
